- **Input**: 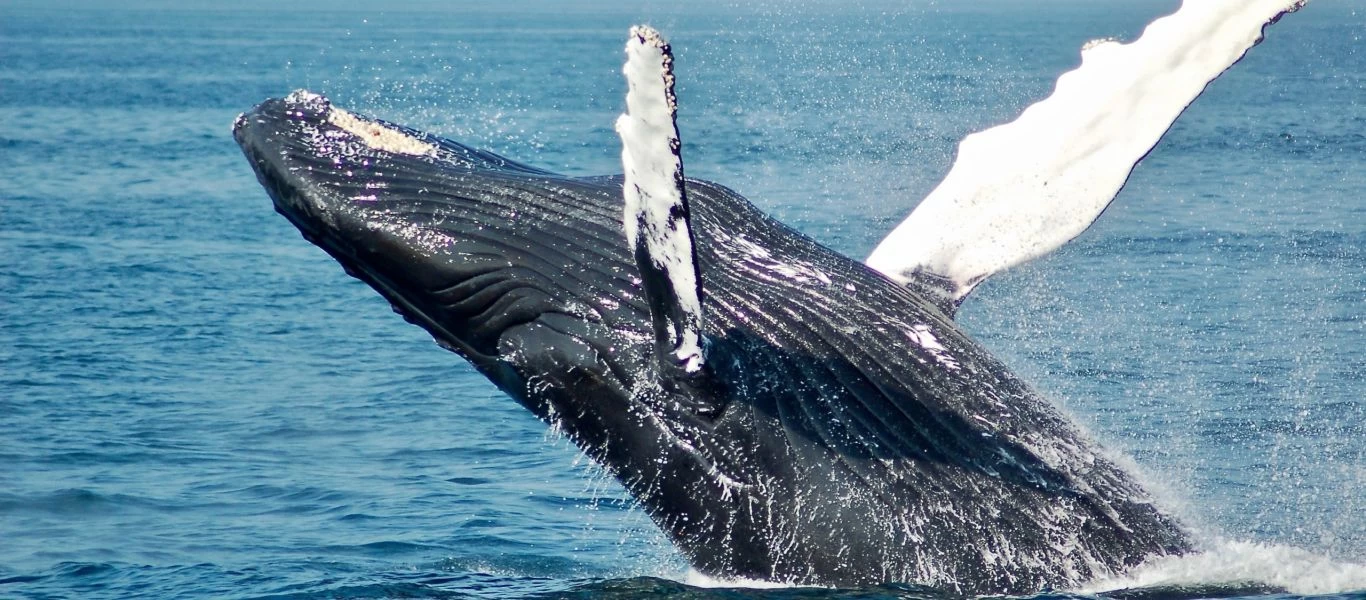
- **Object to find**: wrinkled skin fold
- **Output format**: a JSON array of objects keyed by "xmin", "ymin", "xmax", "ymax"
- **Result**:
[{"xmin": 234, "ymin": 92, "xmax": 1191, "ymax": 595}]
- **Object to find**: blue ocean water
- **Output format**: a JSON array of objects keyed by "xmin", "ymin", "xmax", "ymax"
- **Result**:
[{"xmin": 1, "ymin": 1, "xmax": 1362, "ymax": 598}]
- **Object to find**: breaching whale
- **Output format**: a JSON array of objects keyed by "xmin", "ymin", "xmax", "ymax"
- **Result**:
[{"xmin": 233, "ymin": 1, "xmax": 1305, "ymax": 594}]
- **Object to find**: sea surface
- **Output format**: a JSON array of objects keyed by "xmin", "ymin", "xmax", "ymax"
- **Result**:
[{"xmin": 1, "ymin": 1, "xmax": 1362, "ymax": 598}]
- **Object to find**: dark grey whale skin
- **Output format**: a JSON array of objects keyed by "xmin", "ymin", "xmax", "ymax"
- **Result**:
[{"xmin": 234, "ymin": 92, "xmax": 1191, "ymax": 595}]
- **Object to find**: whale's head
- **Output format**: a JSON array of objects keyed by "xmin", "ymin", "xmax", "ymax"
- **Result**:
[{"xmin": 233, "ymin": 91, "xmax": 657, "ymax": 411}]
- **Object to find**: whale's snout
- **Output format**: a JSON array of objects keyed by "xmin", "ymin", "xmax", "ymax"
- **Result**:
[
  {"xmin": 233, "ymin": 90, "xmax": 438, "ymax": 235},
  {"xmin": 233, "ymin": 91, "xmax": 339, "ymax": 233}
]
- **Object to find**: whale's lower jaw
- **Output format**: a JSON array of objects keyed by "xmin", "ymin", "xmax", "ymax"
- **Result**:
[{"xmin": 234, "ymin": 92, "xmax": 1191, "ymax": 594}]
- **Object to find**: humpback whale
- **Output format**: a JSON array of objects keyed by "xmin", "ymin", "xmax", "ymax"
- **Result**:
[{"xmin": 233, "ymin": 1, "xmax": 1305, "ymax": 594}]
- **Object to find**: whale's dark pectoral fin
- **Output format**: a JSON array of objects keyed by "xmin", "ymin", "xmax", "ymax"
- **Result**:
[
  {"xmin": 616, "ymin": 25, "xmax": 706, "ymax": 376},
  {"xmin": 865, "ymin": 0, "xmax": 1306, "ymax": 316}
]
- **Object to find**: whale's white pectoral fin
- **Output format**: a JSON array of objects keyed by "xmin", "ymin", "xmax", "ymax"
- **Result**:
[
  {"xmin": 866, "ymin": 0, "xmax": 1307, "ymax": 316},
  {"xmin": 616, "ymin": 25, "xmax": 706, "ymax": 373}
]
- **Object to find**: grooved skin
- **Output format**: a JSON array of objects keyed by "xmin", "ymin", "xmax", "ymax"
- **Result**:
[{"xmin": 234, "ymin": 95, "xmax": 1192, "ymax": 594}]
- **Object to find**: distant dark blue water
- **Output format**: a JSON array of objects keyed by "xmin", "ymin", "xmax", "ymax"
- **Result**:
[{"xmin": 1, "ymin": 1, "xmax": 1362, "ymax": 598}]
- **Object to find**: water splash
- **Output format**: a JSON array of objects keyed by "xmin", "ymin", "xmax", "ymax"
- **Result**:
[{"xmin": 1081, "ymin": 540, "xmax": 1366, "ymax": 596}]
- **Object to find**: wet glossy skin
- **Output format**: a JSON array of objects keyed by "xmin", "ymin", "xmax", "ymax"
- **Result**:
[{"xmin": 235, "ymin": 93, "xmax": 1190, "ymax": 594}]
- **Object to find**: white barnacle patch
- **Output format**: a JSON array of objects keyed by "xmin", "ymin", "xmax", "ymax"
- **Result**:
[
  {"xmin": 905, "ymin": 323, "xmax": 960, "ymax": 371},
  {"xmin": 327, "ymin": 106, "xmax": 438, "ymax": 157}
]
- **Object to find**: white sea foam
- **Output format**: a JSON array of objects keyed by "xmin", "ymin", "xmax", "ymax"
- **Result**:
[
  {"xmin": 683, "ymin": 568, "xmax": 808, "ymax": 589},
  {"xmin": 679, "ymin": 542, "xmax": 1366, "ymax": 594},
  {"xmin": 1080, "ymin": 540, "xmax": 1366, "ymax": 596}
]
